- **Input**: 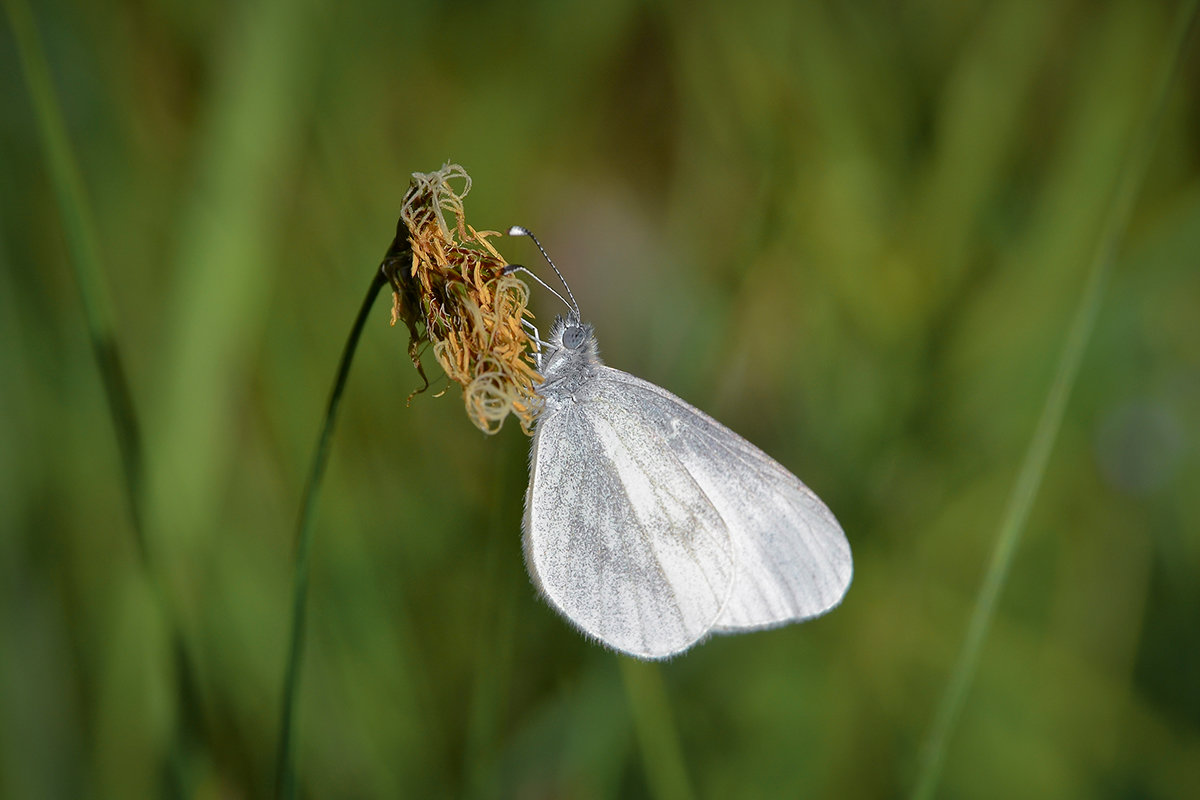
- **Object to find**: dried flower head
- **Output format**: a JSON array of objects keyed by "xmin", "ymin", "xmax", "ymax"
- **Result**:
[{"xmin": 384, "ymin": 163, "xmax": 542, "ymax": 434}]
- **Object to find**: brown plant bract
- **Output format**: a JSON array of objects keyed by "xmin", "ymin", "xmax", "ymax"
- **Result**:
[{"xmin": 384, "ymin": 163, "xmax": 542, "ymax": 435}]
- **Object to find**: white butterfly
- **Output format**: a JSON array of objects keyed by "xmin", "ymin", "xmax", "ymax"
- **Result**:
[{"xmin": 510, "ymin": 229, "xmax": 852, "ymax": 660}]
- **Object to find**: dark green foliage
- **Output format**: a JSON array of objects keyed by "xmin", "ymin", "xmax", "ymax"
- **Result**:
[{"xmin": 2, "ymin": 0, "xmax": 1198, "ymax": 797}]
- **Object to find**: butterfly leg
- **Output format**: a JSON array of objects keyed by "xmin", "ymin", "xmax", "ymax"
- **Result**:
[{"xmin": 521, "ymin": 318, "xmax": 547, "ymax": 370}]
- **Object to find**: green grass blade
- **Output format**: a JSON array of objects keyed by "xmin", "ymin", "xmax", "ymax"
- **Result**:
[
  {"xmin": 3, "ymin": 0, "xmax": 147, "ymax": 551},
  {"xmin": 618, "ymin": 659, "xmax": 695, "ymax": 800},
  {"xmin": 911, "ymin": 3, "xmax": 1200, "ymax": 798},
  {"xmin": 275, "ymin": 265, "xmax": 390, "ymax": 800},
  {"xmin": 5, "ymin": 1, "xmax": 210, "ymax": 795}
]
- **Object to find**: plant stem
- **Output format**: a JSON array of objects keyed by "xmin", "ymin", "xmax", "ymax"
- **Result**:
[
  {"xmin": 275, "ymin": 262, "xmax": 391, "ymax": 800},
  {"xmin": 619, "ymin": 659, "xmax": 696, "ymax": 800}
]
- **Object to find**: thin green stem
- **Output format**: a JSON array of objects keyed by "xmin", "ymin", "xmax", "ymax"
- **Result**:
[
  {"xmin": 911, "ymin": 3, "xmax": 1200, "ymax": 798},
  {"xmin": 618, "ymin": 659, "xmax": 695, "ymax": 800},
  {"xmin": 275, "ymin": 263, "xmax": 391, "ymax": 800}
]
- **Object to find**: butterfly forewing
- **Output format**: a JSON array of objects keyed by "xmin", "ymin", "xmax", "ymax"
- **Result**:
[{"xmin": 524, "ymin": 393, "xmax": 736, "ymax": 659}]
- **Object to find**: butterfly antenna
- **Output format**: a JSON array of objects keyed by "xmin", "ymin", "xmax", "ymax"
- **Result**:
[
  {"xmin": 507, "ymin": 226, "xmax": 580, "ymax": 317},
  {"xmin": 503, "ymin": 264, "xmax": 574, "ymax": 314}
]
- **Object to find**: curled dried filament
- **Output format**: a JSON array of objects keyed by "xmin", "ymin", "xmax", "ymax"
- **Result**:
[{"xmin": 384, "ymin": 163, "xmax": 542, "ymax": 434}]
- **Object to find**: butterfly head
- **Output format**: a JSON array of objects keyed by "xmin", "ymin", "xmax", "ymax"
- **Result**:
[{"xmin": 540, "ymin": 314, "xmax": 601, "ymax": 378}]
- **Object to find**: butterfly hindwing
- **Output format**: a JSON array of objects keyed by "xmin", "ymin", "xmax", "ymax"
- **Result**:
[{"xmin": 587, "ymin": 367, "xmax": 853, "ymax": 633}]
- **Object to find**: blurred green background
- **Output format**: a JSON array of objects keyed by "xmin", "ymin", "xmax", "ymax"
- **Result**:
[{"xmin": 3, "ymin": 0, "xmax": 1199, "ymax": 797}]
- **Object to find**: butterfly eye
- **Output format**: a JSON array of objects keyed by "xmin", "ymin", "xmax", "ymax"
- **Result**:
[{"xmin": 562, "ymin": 326, "xmax": 586, "ymax": 350}]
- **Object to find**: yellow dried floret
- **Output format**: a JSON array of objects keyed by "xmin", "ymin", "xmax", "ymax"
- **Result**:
[{"xmin": 384, "ymin": 163, "xmax": 542, "ymax": 434}]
